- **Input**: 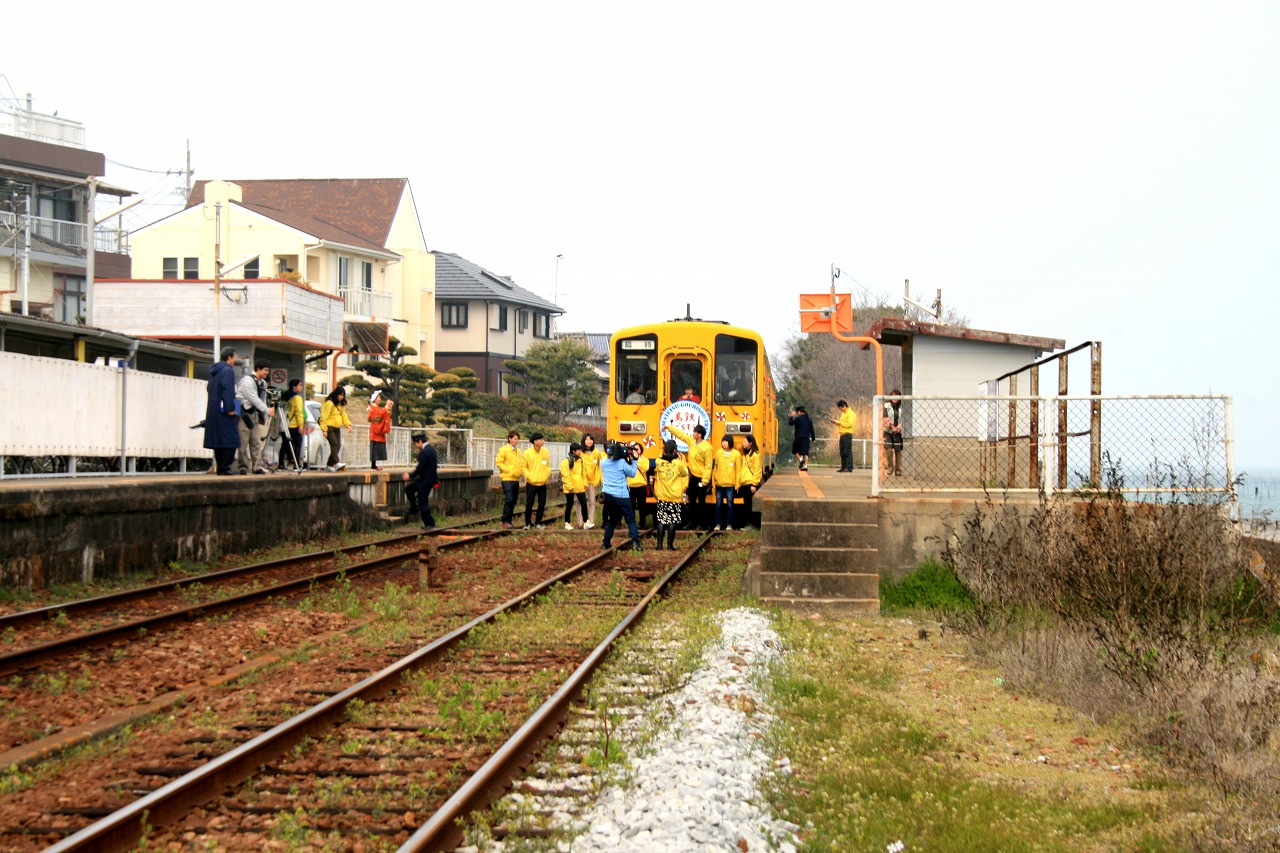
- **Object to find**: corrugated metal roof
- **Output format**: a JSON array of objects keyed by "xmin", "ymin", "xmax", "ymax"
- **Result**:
[
  {"xmin": 432, "ymin": 251, "xmax": 563, "ymax": 313},
  {"xmin": 864, "ymin": 317, "xmax": 1065, "ymax": 352}
]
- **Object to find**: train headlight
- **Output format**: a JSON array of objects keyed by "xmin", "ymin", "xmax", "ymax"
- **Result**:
[
  {"xmin": 725, "ymin": 423, "xmax": 752, "ymax": 434},
  {"xmin": 618, "ymin": 422, "xmax": 647, "ymax": 434}
]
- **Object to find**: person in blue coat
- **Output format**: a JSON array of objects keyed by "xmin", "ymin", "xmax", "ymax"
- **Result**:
[
  {"xmin": 204, "ymin": 347, "xmax": 242, "ymax": 475},
  {"xmin": 600, "ymin": 441, "xmax": 643, "ymax": 552}
]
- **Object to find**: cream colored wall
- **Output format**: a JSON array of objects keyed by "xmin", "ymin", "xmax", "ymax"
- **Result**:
[
  {"xmin": 0, "ymin": 257, "xmax": 59, "ymax": 311},
  {"xmin": 383, "ymin": 187, "xmax": 434, "ymax": 366},
  {"xmin": 435, "ymin": 298, "xmax": 489, "ymax": 352}
]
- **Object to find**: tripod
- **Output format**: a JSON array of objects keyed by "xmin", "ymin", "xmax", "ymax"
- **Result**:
[{"xmin": 266, "ymin": 400, "xmax": 304, "ymax": 474}]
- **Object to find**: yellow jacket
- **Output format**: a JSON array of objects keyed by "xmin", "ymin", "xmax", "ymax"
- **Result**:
[
  {"xmin": 319, "ymin": 400, "xmax": 351, "ymax": 431},
  {"xmin": 665, "ymin": 425, "xmax": 713, "ymax": 482},
  {"xmin": 838, "ymin": 408, "xmax": 857, "ymax": 436},
  {"xmin": 580, "ymin": 446, "xmax": 604, "ymax": 487},
  {"xmin": 522, "ymin": 446, "xmax": 552, "ymax": 486},
  {"xmin": 559, "ymin": 457, "xmax": 587, "ymax": 493},
  {"xmin": 495, "ymin": 443, "xmax": 523, "ymax": 482},
  {"xmin": 627, "ymin": 455, "xmax": 652, "ymax": 488},
  {"xmin": 712, "ymin": 448, "xmax": 742, "ymax": 489},
  {"xmin": 740, "ymin": 450, "xmax": 763, "ymax": 487},
  {"xmin": 653, "ymin": 457, "xmax": 689, "ymax": 502},
  {"xmin": 286, "ymin": 394, "xmax": 305, "ymax": 429}
]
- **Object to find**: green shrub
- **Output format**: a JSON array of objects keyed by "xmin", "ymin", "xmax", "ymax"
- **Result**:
[{"xmin": 880, "ymin": 561, "xmax": 973, "ymax": 613}]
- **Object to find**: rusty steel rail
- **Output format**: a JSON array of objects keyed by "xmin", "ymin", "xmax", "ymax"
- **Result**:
[
  {"xmin": 400, "ymin": 530, "xmax": 717, "ymax": 852},
  {"xmin": 42, "ymin": 540, "xmax": 623, "ymax": 853},
  {"xmin": 0, "ymin": 529, "xmax": 505, "ymax": 677},
  {"xmin": 0, "ymin": 514, "xmax": 501, "ymax": 632}
]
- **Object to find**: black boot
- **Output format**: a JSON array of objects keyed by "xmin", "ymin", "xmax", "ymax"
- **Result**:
[{"xmin": 667, "ymin": 528, "xmax": 677, "ymax": 550}]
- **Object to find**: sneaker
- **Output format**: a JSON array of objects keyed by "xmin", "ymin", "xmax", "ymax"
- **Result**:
[
  {"xmin": 523, "ymin": 524, "xmax": 532, "ymax": 530},
  {"xmin": 325, "ymin": 466, "xmax": 337, "ymax": 472},
  {"xmin": 629, "ymin": 542, "xmax": 643, "ymax": 552},
  {"xmin": 502, "ymin": 522, "xmax": 513, "ymax": 529},
  {"xmin": 253, "ymin": 468, "xmax": 269, "ymax": 475},
  {"xmin": 334, "ymin": 462, "xmax": 347, "ymax": 471},
  {"xmin": 534, "ymin": 524, "xmax": 546, "ymax": 530},
  {"xmin": 565, "ymin": 523, "xmax": 575, "ymax": 530},
  {"xmin": 583, "ymin": 522, "xmax": 595, "ymax": 529}
]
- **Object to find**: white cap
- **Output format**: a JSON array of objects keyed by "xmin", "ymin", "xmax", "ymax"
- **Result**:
[{"xmin": 370, "ymin": 390, "xmax": 381, "ymax": 404}]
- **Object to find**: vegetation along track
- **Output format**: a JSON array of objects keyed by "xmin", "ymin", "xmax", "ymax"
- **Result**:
[{"xmin": 0, "ymin": 528, "xmax": 715, "ymax": 851}]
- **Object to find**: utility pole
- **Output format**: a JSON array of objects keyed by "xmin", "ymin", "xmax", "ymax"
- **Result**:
[{"xmin": 213, "ymin": 202, "xmax": 222, "ymax": 360}]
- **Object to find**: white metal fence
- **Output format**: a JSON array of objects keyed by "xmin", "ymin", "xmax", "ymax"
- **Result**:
[{"xmin": 869, "ymin": 394, "xmax": 1234, "ymax": 498}]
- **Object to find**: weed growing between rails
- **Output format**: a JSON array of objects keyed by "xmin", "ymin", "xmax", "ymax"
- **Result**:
[{"xmin": 939, "ymin": 458, "xmax": 1280, "ymax": 847}]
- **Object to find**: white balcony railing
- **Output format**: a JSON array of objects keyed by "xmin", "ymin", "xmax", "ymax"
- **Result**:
[
  {"xmin": 339, "ymin": 285, "xmax": 394, "ymax": 319},
  {"xmin": 0, "ymin": 209, "xmax": 89, "ymax": 250},
  {"xmin": 0, "ymin": 107, "xmax": 86, "ymax": 148}
]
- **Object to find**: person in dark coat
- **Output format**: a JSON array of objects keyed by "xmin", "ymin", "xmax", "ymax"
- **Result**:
[
  {"xmin": 204, "ymin": 347, "xmax": 242, "ymax": 475},
  {"xmin": 788, "ymin": 405, "xmax": 816, "ymax": 471},
  {"xmin": 402, "ymin": 433, "xmax": 440, "ymax": 528}
]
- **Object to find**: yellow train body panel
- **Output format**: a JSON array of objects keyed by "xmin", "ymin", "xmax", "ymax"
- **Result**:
[{"xmin": 607, "ymin": 319, "xmax": 777, "ymax": 472}]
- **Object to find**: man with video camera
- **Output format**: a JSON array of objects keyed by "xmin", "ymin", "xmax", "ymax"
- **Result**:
[
  {"xmin": 235, "ymin": 358, "xmax": 276, "ymax": 475},
  {"xmin": 600, "ymin": 440, "xmax": 645, "ymax": 552}
]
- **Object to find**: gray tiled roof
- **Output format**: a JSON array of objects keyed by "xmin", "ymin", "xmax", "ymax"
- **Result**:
[
  {"xmin": 432, "ymin": 251, "xmax": 563, "ymax": 313},
  {"xmin": 556, "ymin": 331, "xmax": 611, "ymax": 360}
]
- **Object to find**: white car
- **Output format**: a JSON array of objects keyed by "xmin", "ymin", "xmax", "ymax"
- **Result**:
[{"xmin": 262, "ymin": 401, "xmax": 331, "ymax": 470}]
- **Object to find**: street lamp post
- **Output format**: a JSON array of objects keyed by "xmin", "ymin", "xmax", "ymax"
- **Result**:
[{"xmin": 554, "ymin": 253, "xmax": 564, "ymax": 305}]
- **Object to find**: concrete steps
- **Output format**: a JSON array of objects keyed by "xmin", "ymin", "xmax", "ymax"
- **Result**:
[{"xmin": 751, "ymin": 496, "xmax": 880, "ymax": 615}]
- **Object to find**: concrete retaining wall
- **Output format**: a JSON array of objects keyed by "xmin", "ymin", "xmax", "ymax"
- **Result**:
[{"xmin": 0, "ymin": 469, "xmax": 498, "ymax": 591}]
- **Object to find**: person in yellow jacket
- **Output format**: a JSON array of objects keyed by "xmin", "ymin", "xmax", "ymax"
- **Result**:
[
  {"xmin": 283, "ymin": 379, "xmax": 306, "ymax": 470},
  {"xmin": 579, "ymin": 434, "xmax": 603, "ymax": 529},
  {"xmin": 559, "ymin": 443, "xmax": 589, "ymax": 529},
  {"xmin": 736, "ymin": 434, "xmax": 763, "ymax": 529},
  {"xmin": 830, "ymin": 399, "xmax": 857, "ymax": 472},
  {"xmin": 521, "ymin": 432, "xmax": 552, "ymax": 528},
  {"xmin": 665, "ymin": 423, "xmax": 714, "ymax": 530},
  {"xmin": 626, "ymin": 442, "xmax": 655, "ymax": 530},
  {"xmin": 653, "ymin": 439, "xmax": 690, "ymax": 550},
  {"xmin": 495, "ymin": 430, "xmax": 523, "ymax": 528},
  {"xmin": 711, "ymin": 434, "xmax": 742, "ymax": 531},
  {"xmin": 318, "ymin": 388, "xmax": 353, "ymax": 471}
]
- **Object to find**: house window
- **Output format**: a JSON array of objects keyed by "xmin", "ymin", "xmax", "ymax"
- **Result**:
[
  {"xmin": 358, "ymin": 260, "xmax": 372, "ymax": 290},
  {"xmin": 534, "ymin": 312, "xmax": 550, "ymax": 338},
  {"xmin": 56, "ymin": 275, "xmax": 85, "ymax": 324},
  {"xmin": 183, "ymin": 257, "xmax": 199, "ymax": 279},
  {"xmin": 518, "ymin": 309, "xmax": 529, "ymax": 333},
  {"xmin": 37, "ymin": 186, "xmax": 76, "ymax": 222},
  {"xmin": 441, "ymin": 302, "xmax": 468, "ymax": 328},
  {"xmin": 244, "ymin": 258, "xmax": 260, "ymax": 280},
  {"xmin": 162, "ymin": 257, "xmax": 179, "ymax": 279},
  {"xmin": 337, "ymin": 256, "xmax": 350, "ymax": 287},
  {"xmin": 493, "ymin": 305, "xmax": 508, "ymax": 331}
]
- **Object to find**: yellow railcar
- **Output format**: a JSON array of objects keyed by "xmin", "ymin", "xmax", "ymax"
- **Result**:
[{"xmin": 608, "ymin": 318, "xmax": 777, "ymax": 473}]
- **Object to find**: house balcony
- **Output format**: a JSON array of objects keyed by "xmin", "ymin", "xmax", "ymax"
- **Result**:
[
  {"xmin": 339, "ymin": 285, "xmax": 393, "ymax": 320},
  {"xmin": 0, "ymin": 210, "xmax": 128, "ymax": 256},
  {"xmin": 93, "ymin": 278, "xmax": 346, "ymax": 351}
]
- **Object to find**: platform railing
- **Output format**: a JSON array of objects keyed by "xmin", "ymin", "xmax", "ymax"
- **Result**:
[{"xmin": 869, "ymin": 394, "xmax": 1234, "ymax": 501}]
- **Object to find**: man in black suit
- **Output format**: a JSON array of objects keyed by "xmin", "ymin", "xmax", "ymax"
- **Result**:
[{"xmin": 402, "ymin": 433, "xmax": 440, "ymax": 528}]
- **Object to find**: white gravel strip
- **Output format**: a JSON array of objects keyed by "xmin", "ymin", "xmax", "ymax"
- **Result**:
[{"xmin": 568, "ymin": 607, "xmax": 799, "ymax": 852}]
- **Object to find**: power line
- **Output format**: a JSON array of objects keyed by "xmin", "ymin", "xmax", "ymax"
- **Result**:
[{"xmin": 106, "ymin": 158, "xmax": 177, "ymax": 175}]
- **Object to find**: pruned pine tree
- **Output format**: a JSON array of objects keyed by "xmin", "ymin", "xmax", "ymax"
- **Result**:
[
  {"xmin": 430, "ymin": 367, "xmax": 479, "ymax": 427},
  {"xmin": 503, "ymin": 339, "xmax": 599, "ymax": 424}
]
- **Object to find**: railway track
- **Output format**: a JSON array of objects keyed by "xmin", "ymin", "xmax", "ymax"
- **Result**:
[
  {"xmin": 0, "ymin": 516, "xmax": 502, "ymax": 677},
  {"xmin": 0, "ymin": 530, "xmax": 715, "ymax": 851}
]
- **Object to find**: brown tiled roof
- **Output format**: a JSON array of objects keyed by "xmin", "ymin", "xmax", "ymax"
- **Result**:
[{"xmin": 186, "ymin": 178, "xmax": 407, "ymax": 249}]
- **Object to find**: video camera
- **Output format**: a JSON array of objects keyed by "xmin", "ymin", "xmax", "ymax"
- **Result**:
[
  {"xmin": 264, "ymin": 386, "xmax": 282, "ymax": 406},
  {"xmin": 606, "ymin": 440, "xmax": 637, "ymax": 462}
]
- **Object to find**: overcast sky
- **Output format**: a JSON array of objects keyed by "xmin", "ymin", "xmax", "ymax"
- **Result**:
[{"xmin": 6, "ymin": 0, "xmax": 1277, "ymax": 467}]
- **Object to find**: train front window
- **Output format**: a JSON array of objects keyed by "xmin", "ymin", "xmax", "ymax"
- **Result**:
[
  {"xmin": 670, "ymin": 358, "xmax": 703, "ymax": 404},
  {"xmin": 714, "ymin": 334, "xmax": 757, "ymax": 405},
  {"xmin": 615, "ymin": 334, "xmax": 658, "ymax": 405}
]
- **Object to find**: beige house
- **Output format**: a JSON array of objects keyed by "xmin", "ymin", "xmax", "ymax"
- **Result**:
[
  {"xmin": 126, "ymin": 178, "xmax": 434, "ymax": 392},
  {"xmin": 432, "ymin": 251, "xmax": 563, "ymax": 394}
]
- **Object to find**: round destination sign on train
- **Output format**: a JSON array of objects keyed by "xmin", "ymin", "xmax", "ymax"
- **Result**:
[{"xmin": 659, "ymin": 400, "xmax": 711, "ymax": 451}]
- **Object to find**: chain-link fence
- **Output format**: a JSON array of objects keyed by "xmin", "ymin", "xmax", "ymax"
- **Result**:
[
  {"xmin": 469, "ymin": 437, "xmax": 573, "ymax": 475},
  {"xmin": 871, "ymin": 395, "xmax": 1234, "ymax": 497}
]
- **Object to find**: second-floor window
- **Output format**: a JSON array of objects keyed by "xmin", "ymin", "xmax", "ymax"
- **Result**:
[
  {"xmin": 162, "ymin": 258, "xmax": 178, "ymax": 279},
  {"xmin": 358, "ymin": 260, "xmax": 372, "ymax": 290},
  {"xmin": 534, "ymin": 312, "xmax": 550, "ymax": 338},
  {"xmin": 337, "ymin": 257, "xmax": 349, "ymax": 287},
  {"xmin": 493, "ymin": 305, "xmax": 508, "ymax": 331},
  {"xmin": 442, "ymin": 303, "xmax": 468, "ymax": 328},
  {"xmin": 518, "ymin": 309, "xmax": 528, "ymax": 333},
  {"xmin": 244, "ymin": 259, "xmax": 260, "ymax": 280},
  {"xmin": 183, "ymin": 258, "xmax": 199, "ymax": 279}
]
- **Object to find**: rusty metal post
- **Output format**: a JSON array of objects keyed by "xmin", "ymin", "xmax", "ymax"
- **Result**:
[
  {"xmin": 419, "ymin": 539, "xmax": 438, "ymax": 589},
  {"xmin": 1090, "ymin": 342, "xmax": 1103, "ymax": 487},
  {"xmin": 1006, "ymin": 375, "xmax": 1017, "ymax": 488},
  {"xmin": 1057, "ymin": 356, "xmax": 1068, "ymax": 490},
  {"xmin": 1029, "ymin": 366, "xmax": 1040, "ymax": 489}
]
